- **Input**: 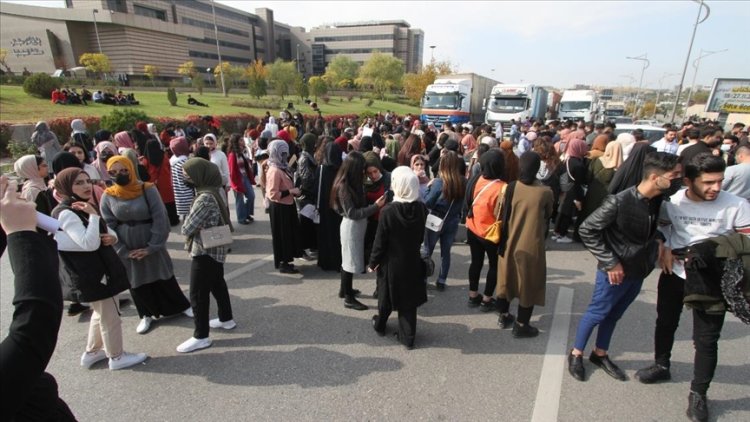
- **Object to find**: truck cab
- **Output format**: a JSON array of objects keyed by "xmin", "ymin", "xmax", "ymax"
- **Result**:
[
  {"xmin": 421, "ymin": 81, "xmax": 471, "ymax": 126},
  {"xmin": 484, "ymin": 84, "xmax": 547, "ymax": 135},
  {"xmin": 559, "ymin": 90, "xmax": 598, "ymax": 122}
]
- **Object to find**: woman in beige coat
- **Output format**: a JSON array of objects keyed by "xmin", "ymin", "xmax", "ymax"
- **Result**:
[{"xmin": 496, "ymin": 152, "xmax": 554, "ymax": 338}]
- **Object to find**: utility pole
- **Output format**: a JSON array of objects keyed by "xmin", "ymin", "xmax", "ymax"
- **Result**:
[
  {"xmin": 670, "ymin": 0, "xmax": 710, "ymax": 123},
  {"xmin": 210, "ymin": 0, "xmax": 227, "ymax": 97}
]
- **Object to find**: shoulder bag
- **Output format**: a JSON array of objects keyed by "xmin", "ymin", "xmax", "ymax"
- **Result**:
[
  {"xmin": 483, "ymin": 184, "xmax": 508, "ymax": 244},
  {"xmin": 199, "ymin": 195, "xmax": 233, "ymax": 248},
  {"xmin": 425, "ymin": 200, "xmax": 454, "ymax": 232}
]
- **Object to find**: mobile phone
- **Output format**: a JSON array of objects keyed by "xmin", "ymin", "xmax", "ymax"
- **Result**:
[{"xmin": 385, "ymin": 189, "xmax": 394, "ymax": 203}]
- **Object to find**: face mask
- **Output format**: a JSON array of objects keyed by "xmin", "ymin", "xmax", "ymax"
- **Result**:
[
  {"xmin": 659, "ymin": 178, "xmax": 682, "ymax": 197},
  {"xmin": 100, "ymin": 153, "xmax": 113, "ymax": 162},
  {"xmin": 114, "ymin": 173, "xmax": 130, "ymax": 186},
  {"xmin": 720, "ymin": 144, "xmax": 732, "ymax": 152}
]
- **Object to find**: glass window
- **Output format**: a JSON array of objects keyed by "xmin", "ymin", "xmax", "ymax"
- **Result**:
[
  {"xmin": 422, "ymin": 93, "xmax": 460, "ymax": 110},
  {"xmin": 560, "ymin": 101, "xmax": 591, "ymax": 112},
  {"xmin": 134, "ymin": 4, "xmax": 166, "ymax": 21},
  {"xmin": 489, "ymin": 98, "xmax": 528, "ymax": 113}
]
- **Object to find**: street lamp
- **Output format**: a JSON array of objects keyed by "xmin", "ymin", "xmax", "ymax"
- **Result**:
[
  {"xmin": 670, "ymin": 0, "xmax": 710, "ymax": 123},
  {"xmin": 682, "ymin": 48, "xmax": 728, "ymax": 120},
  {"xmin": 654, "ymin": 72, "xmax": 680, "ymax": 118},
  {"xmin": 206, "ymin": 67, "xmax": 213, "ymax": 87},
  {"xmin": 429, "ymin": 45, "xmax": 436, "ymax": 62},
  {"xmin": 626, "ymin": 53, "xmax": 649, "ymax": 117},
  {"xmin": 296, "ymin": 44, "xmax": 300, "ymax": 74},
  {"xmin": 92, "ymin": 9, "xmax": 102, "ymax": 54},
  {"xmin": 210, "ymin": 0, "xmax": 227, "ymax": 97}
]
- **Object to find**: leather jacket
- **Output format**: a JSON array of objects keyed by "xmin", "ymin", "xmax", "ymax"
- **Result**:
[{"xmin": 579, "ymin": 186, "xmax": 665, "ymax": 279}]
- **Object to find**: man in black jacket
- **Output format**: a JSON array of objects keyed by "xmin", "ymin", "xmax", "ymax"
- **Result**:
[{"xmin": 568, "ymin": 152, "xmax": 680, "ymax": 383}]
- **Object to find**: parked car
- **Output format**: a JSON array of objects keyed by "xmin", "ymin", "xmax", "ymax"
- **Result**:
[
  {"xmin": 611, "ymin": 116, "xmax": 634, "ymax": 125},
  {"xmin": 633, "ymin": 119, "xmax": 660, "ymax": 126},
  {"xmin": 612, "ymin": 124, "xmax": 666, "ymax": 144}
]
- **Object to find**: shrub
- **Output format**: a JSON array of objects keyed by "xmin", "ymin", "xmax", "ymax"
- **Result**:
[
  {"xmin": 23, "ymin": 73, "xmax": 62, "ymax": 98},
  {"xmin": 47, "ymin": 116, "xmax": 101, "ymax": 142},
  {"xmin": 100, "ymin": 109, "xmax": 150, "ymax": 133},
  {"xmin": 167, "ymin": 88, "xmax": 177, "ymax": 106},
  {"xmin": 8, "ymin": 140, "xmax": 38, "ymax": 160},
  {"xmin": 0, "ymin": 123, "xmax": 13, "ymax": 157},
  {"xmin": 231, "ymin": 99, "xmax": 282, "ymax": 110},
  {"xmin": 365, "ymin": 98, "xmax": 374, "ymax": 107},
  {"xmin": 321, "ymin": 95, "xmax": 330, "ymax": 104}
]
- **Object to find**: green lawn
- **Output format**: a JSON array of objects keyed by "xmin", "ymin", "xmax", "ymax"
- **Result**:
[{"xmin": 0, "ymin": 85, "xmax": 419, "ymax": 124}]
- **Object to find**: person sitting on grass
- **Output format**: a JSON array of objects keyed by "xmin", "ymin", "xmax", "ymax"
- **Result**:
[{"xmin": 187, "ymin": 95, "xmax": 208, "ymax": 107}]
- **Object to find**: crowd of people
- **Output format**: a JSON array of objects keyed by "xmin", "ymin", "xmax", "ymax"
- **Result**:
[
  {"xmin": 2, "ymin": 109, "xmax": 749, "ymax": 422},
  {"xmin": 51, "ymin": 86, "xmax": 140, "ymax": 106}
]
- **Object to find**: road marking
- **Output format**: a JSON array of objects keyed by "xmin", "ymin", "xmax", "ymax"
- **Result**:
[
  {"xmin": 225, "ymin": 254, "xmax": 274, "ymax": 281},
  {"xmin": 531, "ymin": 286, "xmax": 574, "ymax": 422}
]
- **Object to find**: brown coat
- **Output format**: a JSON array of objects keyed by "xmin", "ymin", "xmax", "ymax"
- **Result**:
[{"xmin": 497, "ymin": 181, "xmax": 554, "ymax": 307}]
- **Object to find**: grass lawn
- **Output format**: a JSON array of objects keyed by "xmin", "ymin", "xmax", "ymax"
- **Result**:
[{"xmin": 0, "ymin": 85, "xmax": 420, "ymax": 124}]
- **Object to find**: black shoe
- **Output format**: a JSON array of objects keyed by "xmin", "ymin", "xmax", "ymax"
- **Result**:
[
  {"xmin": 686, "ymin": 391, "xmax": 708, "ymax": 422},
  {"xmin": 498, "ymin": 313, "xmax": 516, "ymax": 329},
  {"xmin": 435, "ymin": 282, "xmax": 445, "ymax": 291},
  {"xmin": 393, "ymin": 332, "xmax": 415, "ymax": 350},
  {"xmin": 479, "ymin": 298, "xmax": 496, "ymax": 312},
  {"xmin": 246, "ymin": 216, "xmax": 254, "ymax": 223},
  {"xmin": 568, "ymin": 352, "xmax": 585, "ymax": 381},
  {"xmin": 372, "ymin": 289, "xmax": 378, "ymax": 299},
  {"xmin": 338, "ymin": 289, "xmax": 361, "ymax": 299},
  {"xmin": 635, "ymin": 363, "xmax": 671, "ymax": 384},
  {"xmin": 344, "ymin": 296, "xmax": 368, "ymax": 311},
  {"xmin": 118, "ymin": 298, "xmax": 131, "ymax": 309},
  {"xmin": 467, "ymin": 295, "xmax": 483, "ymax": 308},
  {"xmin": 67, "ymin": 303, "xmax": 90, "ymax": 316},
  {"xmin": 512, "ymin": 322, "xmax": 539, "ymax": 338},
  {"xmin": 589, "ymin": 352, "xmax": 627, "ymax": 381},
  {"xmin": 279, "ymin": 263, "xmax": 300, "ymax": 274},
  {"xmin": 238, "ymin": 219, "xmax": 250, "ymax": 225},
  {"xmin": 372, "ymin": 315, "xmax": 385, "ymax": 336}
]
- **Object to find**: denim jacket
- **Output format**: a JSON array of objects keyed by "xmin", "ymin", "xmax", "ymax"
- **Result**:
[{"xmin": 424, "ymin": 178, "xmax": 464, "ymax": 224}]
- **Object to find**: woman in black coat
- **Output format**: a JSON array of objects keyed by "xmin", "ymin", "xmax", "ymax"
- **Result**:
[
  {"xmin": 317, "ymin": 142, "xmax": 343, "ymax": 271},
  {"xmin": 369, "ymin": 167, "xmax": 428, "ymax": 350}
]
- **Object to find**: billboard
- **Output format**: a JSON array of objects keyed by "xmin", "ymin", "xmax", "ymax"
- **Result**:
[{"xmin": 706, "ymin": 78, "xmax": 750, "ymax": 114}]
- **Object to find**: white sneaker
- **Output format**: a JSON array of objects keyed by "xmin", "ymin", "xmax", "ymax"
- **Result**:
[
  {"xmin": 176, "ymin": 337, "xmax": 213, "ymax": 353},
  {"xmin": 550, "ymin": 233, "xmax": 561, "ymax": 240},
  {"xmin": 136, "ymin": 317, "xmax": 153, "ymax": 334},
  {"xmin": 183, "ymin": 307, "xmax": 194, "ymax": 318},
  {"xmin": 209, "ymin": 318, "xmax": 237, "ymax": 330},
  {"xmin": 556, "ymin": 236, "xmax": 573, "ymax": 244},
  {"xmin": 80, "ymin": 350, "xmax": 107, "ymax": 369},
  {"xmin": 108, "ymin": 351, "xmax": 147, "ymax": 370}
]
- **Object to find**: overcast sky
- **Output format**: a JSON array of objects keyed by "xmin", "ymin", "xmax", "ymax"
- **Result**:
[{"xmin": 3, "ymin": 0, "xmax": 747, "ymax": 89}]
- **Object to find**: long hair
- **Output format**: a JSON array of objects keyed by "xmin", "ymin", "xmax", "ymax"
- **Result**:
[
  {"xmin": 330, "ymin": 151, "xmax": 366, "ymax": 210},
  {"xmin": 439, "ymin": 151, "xmax": 466, "ymax": 202},
  {"xmin": 533, "ymin": 136, "xmax": 560, "ymax": 172},
  {"xmin": 397, "ymin": 134, "xmax": 422, "ymax": 166},
  {"xmin": 314, "ymin": 135, "xmax": 331, "ymax": 164},
  {"xmin": 227, "ymin": 133, "xmax": 244, "ymax": 156}
]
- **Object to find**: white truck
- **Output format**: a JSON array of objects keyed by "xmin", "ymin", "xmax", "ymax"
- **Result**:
[
  {"xmin": 558, "ymin": 89, "xmax": 599, "ymax": 122},
  {"xmin": 603, "ymin": 101, "xmax": 627, "ymax": 123},
  {"xmin": 484, "ymin": 83, "xmax": 548, "ymax": 134},
  {"xmin": 421, "ymin": 73, "xmax": 499, "ymax": 127}
]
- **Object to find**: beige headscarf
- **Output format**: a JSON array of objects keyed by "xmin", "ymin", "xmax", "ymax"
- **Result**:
[
  {"xmin": 391, "ymin": 166, "xmax": 420, "ymax": 203},
  {"xmin": 599, "ymin": 140, "xmax": 624, "ymax": 170},
  {"xmin": 14, "ymin": 154, "xmax": 47, "ymax": 202},
  {"xmin": 615, "ymin": 133, "xmax": 636, "ymax": 162}
]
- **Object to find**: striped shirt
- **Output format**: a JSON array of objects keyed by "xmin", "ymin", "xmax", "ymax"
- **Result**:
[{"xmin": 170, "ymin": 155, "xmax": 194, "ymax": 216}]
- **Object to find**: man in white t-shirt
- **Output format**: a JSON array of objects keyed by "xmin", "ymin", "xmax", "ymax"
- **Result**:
[
  {"xmin": 722, "ymin": 145, "xmax": 750, "ymax": 200},
  {"xmin": 635, "ymin": 152, "xmax": 750, "ymax": 422},
  {"xmin": 676, "ymin": 128, "xmax": 700, "ymax": 157},
  {"xmin": 651, "ymin": 128, "xmax": 679, "ymax": 155}
]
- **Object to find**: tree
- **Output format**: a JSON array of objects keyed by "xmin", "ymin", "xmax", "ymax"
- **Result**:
[
  {"xmin": 308, "ymin": 76, "xmax": 327, "ymax": 101},
  {"xmin": 295, "ymin": 77, "xmax": 309, "ymax": 100},
  {"xmin": 356, "ymin": 52, "xmax": 404, "ymax": 99},
  {"xmin": 267, "ymin": 59, "xmax": 300, "ymax": 100},
  {"xmin": 79, "ymin": 53, "xmax": 111, "ymax": 78},
  {"xmin": 144, "ymin": 65, "xmax": 160, "ymax": 87},
  {"xmin": 167, "ymin": 87, "xmax": 177, "ymax": 106},
  {"xmin": 402, "ymin": 60, "xmax": 455, "ymax": 103},
  {"xmin": 0, "ymin": 48, "xmax": 12, "ymax": 73},
  {"xmin": 177, "ymin": 61, "xmax": 203, "ymax": 95},
  {"xmin": 323, "ymin": 56, "xmax": 359, "ymax": 89},
  {"xmin": 213, "ymin": 61, "xmax": 243, "ymax": 96},
  {"xmin": 245, "ymin": 59, "xmax": 268, "ymax": 99}
]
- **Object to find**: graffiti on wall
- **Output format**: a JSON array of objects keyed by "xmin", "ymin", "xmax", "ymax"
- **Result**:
[{"xmin": 10, "ymin": 36, "xmax": 45, "ymax": 57}]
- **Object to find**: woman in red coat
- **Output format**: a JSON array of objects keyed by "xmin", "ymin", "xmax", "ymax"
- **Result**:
[{"xmin": 140, "ymin": 139, "xmax": 179, "ymax": 226}]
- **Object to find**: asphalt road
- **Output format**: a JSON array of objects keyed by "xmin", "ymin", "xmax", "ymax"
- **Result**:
[{"xmin": 1, "ymin": 190, "xmax": 748, "ymax": 422}]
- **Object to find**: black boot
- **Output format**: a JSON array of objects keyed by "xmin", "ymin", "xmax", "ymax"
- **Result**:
[{"xmin": 686, "ymin": 391, "xmax": 708, "ymax": 422}]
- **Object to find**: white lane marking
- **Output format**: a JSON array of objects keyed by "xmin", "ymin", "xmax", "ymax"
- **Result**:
[
  {"xmin": 531, "ymin": 286, "xmax": 574, "ymax": 422},
  {"xmin": 225, "ymin": 254, "xmax": 274, "ymax": 281}
]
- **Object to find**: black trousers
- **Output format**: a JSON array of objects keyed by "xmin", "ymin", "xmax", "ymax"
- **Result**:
[
  {"xmin": 691, "ymin": 309, "xmax": 725, "ymax": 395},
  {"xmin": 190, "ymin": 255, "xmax": 233, "ymax": 339},
  {"xmin": 374, "ymin": 292, "xmax": 417, "ymax": 348},
  {"xmin": 654, "ymin": 272, "xmax": 685, "ymax": 367},
  {"xmin": 467, "ymin": 230, "xmax": 498, "ymax": 297}
]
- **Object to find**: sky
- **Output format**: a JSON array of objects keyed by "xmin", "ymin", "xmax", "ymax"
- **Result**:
[{"xmin": 3, "ymin": 0, "xmax": 748, "ymax": 89}]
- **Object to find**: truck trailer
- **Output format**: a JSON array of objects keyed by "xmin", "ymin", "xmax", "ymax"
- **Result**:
[
  {"xmin": 421, "ymin": 73, "xmax": 499, "ymax": 126},
  {"xmin": 484, "ymin": 83, "xmax": 548, "ymax": 133},
  {"xmin": 558, "ymin": 89, "xmax": 599, "ymax": 122}
]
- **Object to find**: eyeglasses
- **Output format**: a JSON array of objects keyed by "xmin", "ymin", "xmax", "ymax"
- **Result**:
[
  {"xmin": 107, "ymin": 169, "xmax": 129, "ymax": 177},
  {"xmin": 73, "ymin": 179, "xmax": 93, "ymax": 186}
]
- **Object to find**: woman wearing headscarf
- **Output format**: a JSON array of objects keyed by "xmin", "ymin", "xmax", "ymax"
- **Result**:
[
  {"xmin": 169, "ymin": 136, "xmax": 195, "ymax": 221},
  {"xmin": 495, "ymin": 152, "xmax": 554, "ymax": 338},
  {"xmin": 93, "ymin": 141, "xmax": 118, "ymax": 183},
  {"xmin": 368, "ymin": 167, "xmax": 428, "ymax": 349},
  {"xmin": 51, "ymin": 167, "xmax": 147, "ymax": 370},
  {"xmin": 295, "ymin": 133, "xmax": 318, "ymax": 257},
  {"xmin": 266, "ymin": 140, "xmax": 303, "ymax": 274},
  {"xmin": 113, "ymin": 131, "xmax": 135, "ymax": 152},
  {"xmin": 30, "ymin": 121, "xmax": 62, "ymax": 162},
  {"xmin": 578, "ymin": 142, "xmax": 623, "ymax": 226},
  {"xmin": 141, "ymin": 139, "xmax": 179, "ymax": 226},
  {"xmin": 332, "ymin": 151, "xmax": 386, "ymax": 310},
  {"xmin": 13, "ymin": 155, "xmax": 52, "ymax": 216},
  {"xmin": 615, "ymin": 133, "xmax": 636, "ymax": 163},
  {"xmin": 176, "ymin": 158, "xmax": 236, "ymax": 353},
  {"xmin": 100, "ymin": 156, "xmax": 191, "ymax": 335},
  {"xmin": 264, "ymin": 116, "xmax": 279, "ymax": 138},
  {"xmin": 121, "ymin": 148, "xmax": 149, "ymax": 182},
  {"xmin": 608, "ymin": 143, "xmax": 657, "ymax": 195},
  {"xmin": 317, "ymin": 142, "xmax": 344, "ymax": 272},
  {"xmin": 501, "ymin": 140, "xmax": 520, "ymax": 182},
  {"xmin": 421, "ymin": 151, "xmax": 466, "ymax": 291},
  {"xmin": 465, "ymin": 150, "xmax": 507, "ymax": 310},
  {"xmin": 552, "ymin": 138, "xmax": 588, "ymax": 243},
  {"xmin": 587, "ymin": 134, "xmax": 609, "ymax": 160},
  {"xmin": 71, "ymin": 119, "xmax": 94, "ymax": 155}
]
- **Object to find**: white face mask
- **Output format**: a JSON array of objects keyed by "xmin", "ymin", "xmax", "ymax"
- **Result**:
[{"xmin": 720, "ymin": 144, "xmax": 732, "ymax": 152}]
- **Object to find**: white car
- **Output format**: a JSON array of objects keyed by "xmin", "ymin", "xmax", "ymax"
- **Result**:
[
  {"xmin": 612, "ymin": 124, "xmax": 666, "ymax": 144},
  {"xmin": 633, "ymin": 119, "xmax": 660, "ymax": 126}
]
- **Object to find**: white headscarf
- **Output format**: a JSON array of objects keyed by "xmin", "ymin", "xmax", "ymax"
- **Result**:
[
  {"xmin": 14, "ymin": 154, "xmax": 47, "ymax": 202},
  {"xmin": 615, "ymin": 133, "xmax": 636, "ymax": 163},
  {"xmin": 71, "ymin": 118, "xmax": 86, "ymax": 134},
  {"xmin": 391, "ymin": 166, "xmax": 420, "ymax": 203},
  {"xmin": 267, "ymin": 139, "xmax": 289, "ymax": 169}
]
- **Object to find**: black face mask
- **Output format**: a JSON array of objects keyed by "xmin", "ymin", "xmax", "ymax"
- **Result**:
[
  {"xmin": 100, "ymin": 154, "xmax": 113, "ymax": 162},
  {"xmin": 660, "ymin": 178, "xmax": 682, "ymax": 197},
  {"xmin": 114, "ymin": 173, "xmax": 130, "ymax": 186},
  {"xmin": 184, "ymin": 180, "xmax": 196, "ymax": 189}
]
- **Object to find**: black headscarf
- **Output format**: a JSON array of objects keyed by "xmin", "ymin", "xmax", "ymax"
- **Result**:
[
  {"xmin": 519, "ymin": 151, "xmax": 541, "ymax": 185},
  {"xmin": 131, "ymin": 129, "xmax": 148, "ymax": 156},
  {"xmin": 144, "ymin": 139, "xmax": 165, "ymax": 166},
  {"xmin": 94, "ymin": 130, "xmax": 111, "ymax": 143},
  {"xmin": 300, "ymin": 133, "xmax": 317, "ymax": 154},
  {"xmin": 608, "ymin": 143, "xmax": 656, "ymax": 194},
  {"xmin": 359, "ymin": 136, "xmax": 373, "ymax": 152},
  {"xmin": 324, "ymin": 142, "xmax": 343, "ymax": 168},
  {"xmin": 51, "ymin": 151, "xmax": 82, "ymax": 174},
  {"xmin": 480, "ymin": 149, "xmax": 505, "ymax": 180}
]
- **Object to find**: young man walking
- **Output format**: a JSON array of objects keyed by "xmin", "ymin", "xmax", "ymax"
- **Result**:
[{"xmin": 569, "ymin": 152, "xmax": 680, "ymax": 382}]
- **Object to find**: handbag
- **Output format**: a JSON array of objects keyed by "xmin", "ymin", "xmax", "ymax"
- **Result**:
[
  {"xmin": 199, "ymin": 196, "xmax": 233, "ymax": 248},
  {"xmin": 299, "ymin": 203, "xmax": 320, "ymax": 224},
  {"xmin": 559, "ymin": 160, "xmax": 575, "ymax": 193},
  {"xmin": 483, "ymin": 184, "xmax": 508, "ymax": 244},
  {"xmin": 425, "ymin": 200, "xmax": 453, "ymax": 232}
]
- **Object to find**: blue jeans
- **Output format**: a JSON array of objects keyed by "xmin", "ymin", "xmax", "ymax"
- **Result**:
[
  {"xmin": 233, "ymin": 174, "xmax": 255, "ymax": 222},
  {"xmin": 573, "ymin": 270, "xmax": 644, "ymax": 352},
  {"xmin": 420, "ymin": 217, "xmax": 459, "ymax": 285}
]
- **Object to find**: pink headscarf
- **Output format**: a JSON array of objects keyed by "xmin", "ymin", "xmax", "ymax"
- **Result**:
[
  {"xmin": 93, "ymin": 141, "xmax": 118, "ymax": 181},
  {"xmin": 169, "ymin": 136, "xmax": 190, "ymax": 157},
  {"xmin": 113, "ymin": 131, "xmax": 135, "ymax": 150},
  {"xmin": 566, "ymin": 139, "xmax": 589, "ymax": 159}
]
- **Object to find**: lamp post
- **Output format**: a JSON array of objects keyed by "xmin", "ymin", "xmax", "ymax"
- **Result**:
[
  {"xmin": 92, "ymin": 9, "xmax": 102, "ymax": 54},
  {"xmin": 654, "ymin": 72, "xmax": 679, "ymax": 118},
  {"xmin": 682, "ymin": 48, "xmax": 728, "ymax": 120},
  {"xmin": 626, "ymin": 53, "xmax": 649, "ymax": 118},
  {"xmin": 619, "ymin": 74, "xmax": 637, "ymax": 113},
  {"xmin": 296, "ymin": 44, "xmax": 300, "ymax": 74},
  {"xmin": 429, "ymin": 45, "xmax": 436, "ymax": 62},
  {"xmin": 670, "ymin": 0, "xmax": 710, "ymax": 123},
  {"xmin": 206, "ymin": 67, "xmax": 213, "ymax": 87},
  {"xmin": 210, "ymin": 0, "xmax": 227, "ymax": 97}
]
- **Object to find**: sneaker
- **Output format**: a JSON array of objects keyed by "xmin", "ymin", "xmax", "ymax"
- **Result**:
[
  {"xmin": 635, "ymin": 363, "xmax": 671, "ymax": 384},
  {"xmin": 136, "ymin": 317, "xmax": 153, "ymax": 334},
  {"xmin": 80, "ymin": 350, "xmax": 107, "ymax": 369},
  {"xmin": 279, "ymin": 263, "xmax": 300, "ymax": 274},
  {"xmin": 467, "ymin": 295, "xmax": 483, "ymax": 308},
  {"xmin": 67, "ymin": 303, "xmax": 90, "ymax": 316},
  {"xmin": 550, "ymin": 233, "xmax": 561, "ymax": 241},
  {"xmin": 209, "ymin": 318, "xmax": 237, "ymax": 330},
  {"xmin": 176, "ymin": 337, "xmax": 213, "ymax": 353},
  {"xmin": 183, "ymin": 308, "xmax": 194, "ymax": 318},
  {"xmin": 245, "ymin": 216, "xmax": 254, "ymax": 223},
  {"xmin": 108, "ymin": 352, "xmax": 147, "ymax": 370},
  {"xmin": 498, "ymin": 313, "xmax": 516, "ymax": 329},
  {"xmin": 435, "ymin": 282, "xmax": 446, "ymax": 292},
  {"xmin": 512, "ymin": 322, "xmax": 540, "ymax": 338},
  {"xmin": 479, "ymin": 298, "xmax": 497, "ymax": 312},
  {"xmin": 556, "ymin": 236, "xmax": 573, "ymax": 244},
  {"xmin": 686, "ymin": 391, "xmax": 708, "ymax": 422},
  {"xmin": 301, "ymin": 252, "xmax": 315, "ymax": 261}
]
